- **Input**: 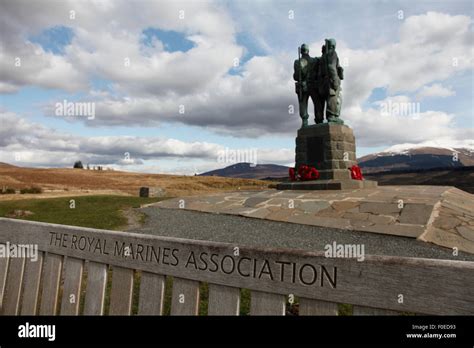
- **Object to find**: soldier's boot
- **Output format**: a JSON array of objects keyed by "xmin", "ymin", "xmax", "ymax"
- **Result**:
[{"xmin": 302, "ymin": 115, "xmax": 309, "ymax": 127}]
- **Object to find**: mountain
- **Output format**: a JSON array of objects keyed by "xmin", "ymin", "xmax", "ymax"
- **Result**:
[
  {"xmin": 199, "ymin": 163, "xmax": 289, "ymax": 179},
  {"xmin": 358, "ymin": 146, "xmax": 474, "ymax": 173},
  {"xmin": 364, "ymin": 166, "xmax": 474, "ymax": 194},
  {"xmin": 0, "ymin": 162, "xmax": 17, "ymax": 168},
  {"xmin": 199, "ymin": 146, "xmax": 474, "ymax": 179}
]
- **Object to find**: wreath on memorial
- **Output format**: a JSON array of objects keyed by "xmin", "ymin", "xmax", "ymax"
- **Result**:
[
  {"xmin": 289, "ymin": 164, "xmax": 320, "ymax": 181},
  {"xmin": 349, "ymin": 165, "xmax": 363, "ymax": 180}
]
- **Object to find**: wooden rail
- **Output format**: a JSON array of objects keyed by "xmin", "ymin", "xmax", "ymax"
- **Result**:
[{"xmin": 0, "ymin": 218, "xmax": 473, "ymax": 315}]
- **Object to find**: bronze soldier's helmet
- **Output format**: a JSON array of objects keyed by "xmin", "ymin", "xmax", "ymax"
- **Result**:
[{"xmin": 300, "ymin": 43, "xmax": 309, "ymax": 54}]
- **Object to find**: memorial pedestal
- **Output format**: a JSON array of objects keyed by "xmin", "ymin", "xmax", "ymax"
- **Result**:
[{"xmin": 277, "ymin": 123, "xmax": 377, "ymax": 190}]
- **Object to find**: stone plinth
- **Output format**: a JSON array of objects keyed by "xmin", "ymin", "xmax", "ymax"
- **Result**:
[{"xmin": 277, "ymin": 123, "xmax": 377, "ymax": 190}]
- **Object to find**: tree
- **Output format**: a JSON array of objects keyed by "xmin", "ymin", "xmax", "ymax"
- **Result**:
[{"xmin": 73, "ymin": 161, "xmax": 84, "ymax": 169}]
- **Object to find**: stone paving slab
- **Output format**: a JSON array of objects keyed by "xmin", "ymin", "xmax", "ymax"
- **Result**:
[{"xmin": 155, "ymin": 186, "xmax": 474, "ymax": 254}]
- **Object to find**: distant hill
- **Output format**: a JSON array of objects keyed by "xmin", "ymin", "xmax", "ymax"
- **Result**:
[
  {"xmin": 199, "ymin": 161, "xmax": 474, "ymax": 194},
  {"xmin": 200, "ymin": 146, "xmax": 474, "ymax": 179},
  {"xmin": 365, "ymin": 166, "xmax": 474, "ymax": 194},
  {"xmin": 0, "ymin": 162, "xmax": 17, "ymax": 168},
  {"xmin": 199, "ymin": 163, "xmax": 289, "ymax": 179},
  {"xmin": 358, "ymin": 146, "xmax": 474, "ymax": 173}
]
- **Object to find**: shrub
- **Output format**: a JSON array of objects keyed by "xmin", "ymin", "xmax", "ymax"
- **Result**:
[
  {"xmin": 73, "ymin": 161, "xmax": 84, "ymax": 169},
  {"xmin": 0, "ymin": 187, "xmax": 16, "ymax": 194},
  {"xmin": 20, "ymin": 186, "xmax": 43, "ymax": 194}
]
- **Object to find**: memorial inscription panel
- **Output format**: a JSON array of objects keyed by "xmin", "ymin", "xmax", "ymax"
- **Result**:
[{"xmin": 47, "ymin": 231, "xmax": 337, "ymax": 288}]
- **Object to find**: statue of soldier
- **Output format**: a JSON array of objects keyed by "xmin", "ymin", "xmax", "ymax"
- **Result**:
[
  {"xmin": 318, "ymin": 38, "xmax": 344, "ymax": 123},
  {"xmin": 293, "ymin": 44, "xmax": 319, "ymax": 128}
]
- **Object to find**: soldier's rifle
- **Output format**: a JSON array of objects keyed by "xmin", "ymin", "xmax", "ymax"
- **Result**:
[{"xmin": 298, "ymin": 46, "xmax": 302, "ymax": 102}]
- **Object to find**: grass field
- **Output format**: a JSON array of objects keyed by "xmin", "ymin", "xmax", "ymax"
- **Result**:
[
  {"xmin": 0, "ymin": 195, "xmax": 163, "ymax": 230},
  {"xmin": 0, "ymin": 162, "xmax": 270, "ymax": 201}
]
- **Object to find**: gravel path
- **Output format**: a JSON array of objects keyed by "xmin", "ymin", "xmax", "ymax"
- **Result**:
[{"xmin": 129, "ymin": 207, "xmax": 474, "ymax": 262}]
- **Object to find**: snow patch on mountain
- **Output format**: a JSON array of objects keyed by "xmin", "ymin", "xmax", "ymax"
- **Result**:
[{"xmin": 381, "ymin": 140, "xmax": 474, "ymax": 155}]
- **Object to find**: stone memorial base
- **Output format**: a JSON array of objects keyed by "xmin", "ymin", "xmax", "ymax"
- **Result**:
[{"xmin": 277, "ymin": 122, "xmax": 377, "ymax": 190}]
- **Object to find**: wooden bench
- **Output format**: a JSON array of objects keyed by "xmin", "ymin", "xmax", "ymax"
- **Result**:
[{"xmin": 0, "ymin": 218, "xmax": 473, "ymax": 315}]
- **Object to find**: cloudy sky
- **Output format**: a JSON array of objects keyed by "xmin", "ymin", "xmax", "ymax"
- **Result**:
[{"xmin": 0, "ymin": 0, "xmax": 472, "ymax": 174}]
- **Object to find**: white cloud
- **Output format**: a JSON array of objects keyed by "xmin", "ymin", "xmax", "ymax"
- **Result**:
[
  {"xmin": 352, "ymin": 109, "xmax": 459, "ymax": 146},
  {"xmin": 38, "ymin": 11, "xmax": 472, "ymax": 142},
  {"xmin": 0, "ymin": 0, "xmax": 241, "ymax": 94},
  {"xmin": 416, "ymin": 83, "xmax": 456, "ymax": 99},
  {"xmin": 0, "ymin": 111, "xmax": 293, "ymax": 172},
  {"xmin": 335, "ymin": 12, "xmax": 472, "ymax": 110}
]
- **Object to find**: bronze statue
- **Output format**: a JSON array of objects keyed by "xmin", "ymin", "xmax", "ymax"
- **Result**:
[
  {"xmin": 293, "ymin": 43, "xmax": 318, "ymax": 128},
  {"xmin": 293, "ymin": 39, "xmax": 344, "ymax": 127},
  {"xmin": 319, "ymin": 38, "xmax": 344, "ymax": 124}
]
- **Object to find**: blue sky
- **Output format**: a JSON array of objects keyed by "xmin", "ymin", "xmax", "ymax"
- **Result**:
[
  {"xmin": 29, "ymin": 26, "xmax": 75, "ymax": 55},
  {"xmin": 141, "ymin": 28, "xmax": 195, "ymax": 53},
  {"xmin": 0, "ymin": 0, "xmax": 472, "ymax": 173}
]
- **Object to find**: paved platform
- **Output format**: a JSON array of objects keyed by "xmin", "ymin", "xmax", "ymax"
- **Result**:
[
  {"xmin": 131, "ymin": 208, "xmax": 474, "ymax": 262},
  {"xmin": 154, "ymin": 186, "xmax": 474, "ymax": 254}
]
